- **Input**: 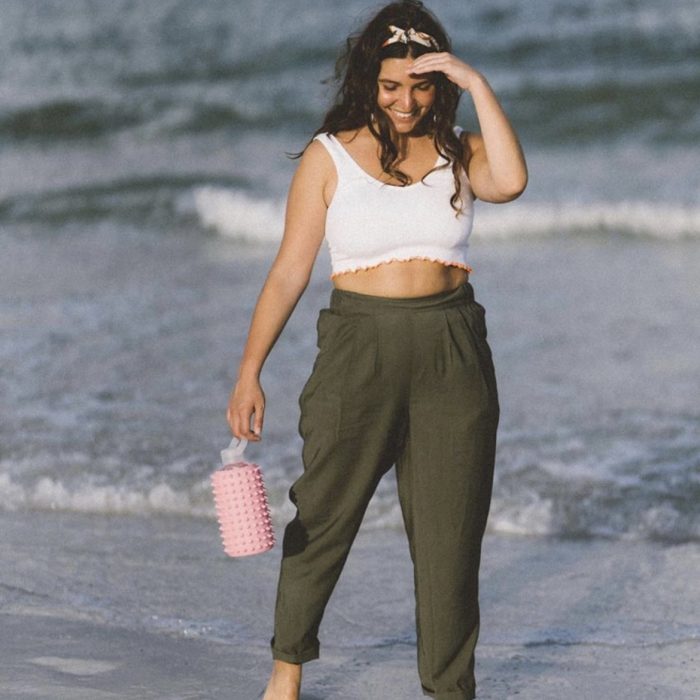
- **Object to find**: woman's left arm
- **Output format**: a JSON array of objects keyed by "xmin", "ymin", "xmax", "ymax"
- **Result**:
[{"xmin": 409, "ymin": 54, "xmax": 528, "ymax": 203}]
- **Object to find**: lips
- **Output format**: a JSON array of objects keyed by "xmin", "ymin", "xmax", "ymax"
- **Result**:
[{"xmin": 390, "ymin": 108, "xmax": 419, "ymax": 121}]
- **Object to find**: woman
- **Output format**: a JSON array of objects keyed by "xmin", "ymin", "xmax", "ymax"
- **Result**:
[{"xmin": 227, "ymin": 2, "xmax": 527, "ymax": 698}]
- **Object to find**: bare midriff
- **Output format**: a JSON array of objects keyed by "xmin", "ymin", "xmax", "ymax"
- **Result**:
[{"xmin": 332, "ymin": 258, "xmax": 470, "ymax": 298}]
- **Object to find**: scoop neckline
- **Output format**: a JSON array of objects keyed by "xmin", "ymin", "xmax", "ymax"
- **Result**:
[{"xmin": 328, "ymin": 133, "xmax": 445, "ymax": 189}]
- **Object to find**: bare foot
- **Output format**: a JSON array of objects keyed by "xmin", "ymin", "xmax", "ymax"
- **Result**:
[{"xmin": 262, "ymin": 660, "xmax": 302, "ymax": 700}]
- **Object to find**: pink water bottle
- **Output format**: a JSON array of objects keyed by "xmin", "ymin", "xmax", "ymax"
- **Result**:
[{"xmin": 211, "ymin": 437, "xmax": 275, "ymax": 557}]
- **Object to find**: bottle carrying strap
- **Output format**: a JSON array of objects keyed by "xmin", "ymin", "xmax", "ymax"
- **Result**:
[{"xmin": 220, "ymin": 437, "xmax": 248, "ymax": 466}]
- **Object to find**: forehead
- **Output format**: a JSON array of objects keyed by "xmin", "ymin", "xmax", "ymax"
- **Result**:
[{"xmin": 377, "ymin": 57, "xmax": 432, "ymax": 83}]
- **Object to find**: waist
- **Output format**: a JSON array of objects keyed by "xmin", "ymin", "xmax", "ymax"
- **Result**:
[
  {"xmin": 332, "ymin": 257, "xmax": 469, "ymax": 294},
  {"xmin": 330, "ymin": 280, "xmax": 476, "ymax": 315}
]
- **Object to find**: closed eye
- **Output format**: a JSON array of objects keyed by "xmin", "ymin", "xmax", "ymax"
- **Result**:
[{"xmin": 379, "ymin": 82, "xmax": 433, "ymax": 92}]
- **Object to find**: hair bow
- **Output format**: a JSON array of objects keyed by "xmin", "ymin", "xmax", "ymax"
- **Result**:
[{"xmin": 382, "ymin": 24, "xmax": 439, "ymax": 50}]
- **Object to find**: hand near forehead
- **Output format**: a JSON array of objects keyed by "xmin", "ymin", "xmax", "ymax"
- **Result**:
[
  {"xmin": 407, "ymin": 53, "xmax": 483, "ymax": 93},
  {"xmin": 407, "ymin": 51, "xmax": 528, "ymax": 203}
]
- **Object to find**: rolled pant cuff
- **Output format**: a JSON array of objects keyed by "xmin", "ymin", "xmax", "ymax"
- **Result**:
[{"xmin": 271, "ymin": 644, "xmax": 319, "ymax": 665}]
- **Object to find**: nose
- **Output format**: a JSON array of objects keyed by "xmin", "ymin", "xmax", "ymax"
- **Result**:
[{"xmin": 396, "ymin": 88, "xmax": 415, "ymax": 112}]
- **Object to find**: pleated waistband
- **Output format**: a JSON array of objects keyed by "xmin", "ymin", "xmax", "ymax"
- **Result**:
[{"xmin": 329, "ymin": 282, "xmax": 475, "ymax": 315}]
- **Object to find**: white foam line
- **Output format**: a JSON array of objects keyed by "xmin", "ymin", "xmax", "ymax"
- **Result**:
[
  {"xmin": 0, "ymin": 473, "xmax": 215, "ymax": 519},
  {"xmin": 193, "ymin": 187, "xmax": 700, "ymax": 243},
  {"xmin": 193, "ymin": 186, "xmax": 284, "ymax": 243},
  {"xmin": 474, "ymin": 200, "xmax": 700, "ymax": 240},
  {"xmin": 2, "ymin": 473, "xmax": 697, "ymax": 542}
]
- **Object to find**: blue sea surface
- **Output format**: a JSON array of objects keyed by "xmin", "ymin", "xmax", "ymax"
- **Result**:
[{"xmin": 1, "ymin": 0, "xmax": 699, "ymax": 543}]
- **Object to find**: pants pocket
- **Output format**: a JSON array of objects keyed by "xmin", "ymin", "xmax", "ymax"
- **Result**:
[
  {"xmin": 298, "ymin": 311, "xmax": 362, "ymax": 442},
  {"xmin": 454, "ymin": 302, "xmax": 500, "ymax": 413}
]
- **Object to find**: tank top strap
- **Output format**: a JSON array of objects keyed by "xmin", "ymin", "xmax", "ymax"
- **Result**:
[{"xmin": 312, "ymin": 132, "xmax": 357, "ymax": 179}]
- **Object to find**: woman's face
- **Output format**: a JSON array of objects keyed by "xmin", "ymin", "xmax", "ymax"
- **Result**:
[{"xmin": 376, "ymin": 57, "xmax": 436, "ymax": 134}]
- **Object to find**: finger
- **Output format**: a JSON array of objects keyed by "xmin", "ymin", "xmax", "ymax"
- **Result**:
[
  {"xmin": 237, "ymin": 408, "xmax": 261, "ymax": 441},
  {"xmin": 227, "ymin": 406, "xmax": 239, "ymax": 434},
  {"xmin": 231, "ymin": 408, "xmax": 243, "ymax": 437},
  {"xmin": 252, "ymin": 401, "xmax": 265, "ymax": 436},
  {"xmin": 407, "ymin": 60, "xmax": 448, "ymax": 75},
  {"xmin": 408, "ymin": 52, "xmax": 448, "ymax": 65}
]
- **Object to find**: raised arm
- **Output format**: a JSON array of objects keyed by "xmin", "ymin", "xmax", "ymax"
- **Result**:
[
  {"xmin": 408, "ymin": 53, "xmax": 528, "ymax": 203},
  {"xmin": 227, "ymin": 140, "xmax": 333, "ymax": 441}
]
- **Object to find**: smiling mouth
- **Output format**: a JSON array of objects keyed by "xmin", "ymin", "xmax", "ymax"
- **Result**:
[{"xmin": 390, "ymin": 108, "xmax": 419, "ymax": 120}]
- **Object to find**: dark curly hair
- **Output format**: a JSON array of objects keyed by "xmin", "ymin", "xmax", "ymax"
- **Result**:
[{"xmin": 296, "ymin": 0, "xmax": 467, "ymax": 212}]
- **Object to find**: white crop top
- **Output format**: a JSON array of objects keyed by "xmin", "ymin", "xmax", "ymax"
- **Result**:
[{"xmin": 313, "ymin": 128, "xmax": 474, "ymax": 279}]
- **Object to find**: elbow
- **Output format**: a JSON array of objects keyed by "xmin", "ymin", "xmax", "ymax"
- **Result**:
[
  {"xmin": 506, "ymin": 161, "xmax": 529, "ymax": 199},
  {"xmin": 507, "ymin": 179, "xmax": 528, "ymax": 201},
  {"xmin": 497, "ymin": 169, "xmax": 528, "ymax": 202},
  {"xmin": 269, "ymin": 261, "xmax": 311, "ymax": 295}
]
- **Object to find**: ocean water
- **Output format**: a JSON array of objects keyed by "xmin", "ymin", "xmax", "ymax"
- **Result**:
[{"xmin": 1, "ymin": 0, "xmax": 699, "ymax": 545}]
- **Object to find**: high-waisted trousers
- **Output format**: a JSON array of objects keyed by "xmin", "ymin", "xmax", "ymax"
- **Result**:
[{"xmin": 271, "ymin": 281, "xmax": 500, "ymax": 700}]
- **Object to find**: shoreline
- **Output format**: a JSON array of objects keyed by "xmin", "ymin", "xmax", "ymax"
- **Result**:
[{"xmin": 1, "ymin": 510, "xmax": 698, "ymax": 699}]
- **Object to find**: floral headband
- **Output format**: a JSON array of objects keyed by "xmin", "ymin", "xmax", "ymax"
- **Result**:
[{"xmin": 381, "ymin": 24, "xmax": 440, "ymax": 51}]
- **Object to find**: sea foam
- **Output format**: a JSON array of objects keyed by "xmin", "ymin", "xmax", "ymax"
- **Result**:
[
  {"xmin": 192, "ymin": 186, "xmax": 700, "ymax": 243},
  {"xmin": 193, "ymin": 186, "xmax": 285, "ymax": 243},
  {"xmin": 2, "ymin": 471, "xmax": 698, "ymax": 544}
]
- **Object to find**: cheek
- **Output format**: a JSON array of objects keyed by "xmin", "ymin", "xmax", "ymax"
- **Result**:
[{"xmin": 419, "ymin": 90, "xmax": 436, "ymax": 107}]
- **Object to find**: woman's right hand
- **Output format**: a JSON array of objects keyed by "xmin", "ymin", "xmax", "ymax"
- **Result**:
[{"xmin": 227, "ymin": 376, "xmax": 266, "ymax": 441}]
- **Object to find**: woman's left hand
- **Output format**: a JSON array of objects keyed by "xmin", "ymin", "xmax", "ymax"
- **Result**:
[
  {"xmin": 407, "ymin": 53, "xmax": 483, "ymax": 92},
  {"xmin": 409, "ymin": 52, "xmax": 528, "ymax": 203}
]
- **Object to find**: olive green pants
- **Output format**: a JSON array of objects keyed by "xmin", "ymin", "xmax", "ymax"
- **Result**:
[{"xmin": 271, "ymin": 282, "xmax": 499, "ymax": 700}]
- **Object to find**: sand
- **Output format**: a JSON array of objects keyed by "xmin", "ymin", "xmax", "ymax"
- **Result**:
[{"xmin": 1, "ymin": 511, "xmax": 698, "ymax": 699}]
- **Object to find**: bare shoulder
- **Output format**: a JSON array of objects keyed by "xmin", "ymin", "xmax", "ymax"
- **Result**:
[
  {"xmin": 452, "ymin": 129, "xmax": 482, "ymax": 171},
  {"xmin": 457, "ymin": 129, "xmax": 484, "ymax": 154},
  {"xmin": 301, "ymin": 137, "xmax": 331, "ymax": 164},
  {"xmin": 296, "ymin": 138, "xmax": 334, "ymax": 178},
  {"xmin": 292, "ymin": 137, "xmax": 337, "ymax": 207}
]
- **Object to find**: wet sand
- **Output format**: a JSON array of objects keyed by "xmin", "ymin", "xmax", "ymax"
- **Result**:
[{"xmin": 1, "ymin": 511, "xmax": 698, "ymax": 699}]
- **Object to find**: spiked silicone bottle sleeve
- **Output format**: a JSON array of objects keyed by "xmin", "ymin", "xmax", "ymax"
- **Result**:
[{"xmin": 211, "ymin": 437, "xmax": 275, "ymax": 557}]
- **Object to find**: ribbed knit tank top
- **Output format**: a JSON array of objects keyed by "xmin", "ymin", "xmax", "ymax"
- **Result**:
[{"xmin": 313, "ymin": 127, "xmax": 475, "ymax": 279}]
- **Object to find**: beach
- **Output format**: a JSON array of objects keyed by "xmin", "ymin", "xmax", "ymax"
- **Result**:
[
  {"xmin": 2, "ymin": 0, "xmax": 700, "ymax": 697},
  {"xmin": 2, "ymin": 511, "xmax": 699, "ymax": 699},
  {"xmin": 2, "ymin": 230, "xmax": 699, "ymax": 699}
]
